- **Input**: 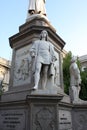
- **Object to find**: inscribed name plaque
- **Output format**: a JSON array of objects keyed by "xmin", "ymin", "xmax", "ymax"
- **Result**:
[
  {"xmin": 13, "ymin": 44, "xmax": 32, "ymax": 86},
  {"xmin": 0, "ymin": 109, "xmax": 26, "ymax": 130},
  {"xmin": 59, "ymin": 110, "xmax": 72, "ymax": 130}
]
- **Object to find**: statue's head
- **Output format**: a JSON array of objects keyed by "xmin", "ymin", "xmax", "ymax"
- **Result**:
[
  {"xmin": 71, "ymin": 56, "xmax": 77, "ymax": 63},
  {"xmin": 40, "ymin": 30, "xmax": 48, "ymax": 41}
]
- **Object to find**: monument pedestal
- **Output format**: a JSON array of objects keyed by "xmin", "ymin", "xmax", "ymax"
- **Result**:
[
  {"xmin": 0, "ymin": 93, "xmax": 63, "ymax": 130},
  {"xmin": 0, "ymin": 15, "xmax": 87, "ymax": 130},
  {"xmin": 72, "ymin": 104, "xmax": 87, "ymax": 130},
  {"xmin": 27, "ymin": 94, "xmax": 63, "ymax": 130},
  {"xmin": 0, "ymin": 16, "xmax": 66, "ymax": 130}
]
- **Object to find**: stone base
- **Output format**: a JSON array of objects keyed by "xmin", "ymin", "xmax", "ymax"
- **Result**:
[
  {"xmin": 73, "ymin": 98, "xmax": 87, "ymax": 104},
  {"xmin": 72, "ymin": 104, "xmax": 87, "ymax": 130},
  {"xmin": 31, "ymin": 86, "xmax": 64, "ymax": 96},
  {"xmin": 0, "ymin": 93, "xmax": 63, "ymax": 130},
  {"xmin": 0, "ymin": 91, "xmax": 87, "ymax": 130}
]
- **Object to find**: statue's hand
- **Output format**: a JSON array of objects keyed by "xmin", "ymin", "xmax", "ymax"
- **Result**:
[
  {"xmin": 30, "ymin": 51, "xmax": 36, "ymax": 58},
  {"xmin": 52, "ymin": 56, "xmax": 57, "ymax": 62}
]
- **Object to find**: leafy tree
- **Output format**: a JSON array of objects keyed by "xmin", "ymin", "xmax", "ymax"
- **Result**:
[
  {"xmin": 80, "ymin": 69, "xmax": 87, "ymax": 100},
  {"xmin": 63, "ymin": 51, "xmax": 72, "ymax": 94}
]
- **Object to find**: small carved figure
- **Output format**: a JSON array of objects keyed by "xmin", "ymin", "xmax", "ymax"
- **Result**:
[
  {"xmin": 30, "ymin": 30, "xmax": 57, "ymax": 90},
  {"xmin": 16, "ymin": 58, "xmax": 30, "ymax": 80},
  {"xmin": 69, "ymin": 56, "xmax": 81, "ymax": 103},
  {"xmin": 28, "ymin": 0, "xmax": 46, "ymax": 15}
]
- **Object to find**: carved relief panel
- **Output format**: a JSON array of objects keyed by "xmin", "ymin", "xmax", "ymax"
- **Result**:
[
  {"xmin": 73, "ymin": 111, "xmax": 87, "ymax": 130},
  {"xmin": 13, "ymin": 44, "xmax": 33, "ymax": 86},
  {"xmin": 31, "ymin": 104, "xmax": 58, "ymax": 130}
]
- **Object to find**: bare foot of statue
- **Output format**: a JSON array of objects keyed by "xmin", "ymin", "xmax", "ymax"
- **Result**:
[
  {"xmin": 43, "ymin": 14, "xmax": 46, "ymax": 16},
  {"xmin": 38, "ymin": 11, "xmax": 41, "ymax": 14},
  {"xmin": 29, "ymin": 10, "xmax": 35, "ymax": 15},
  {"xmin": 33, "ymin": 85, "xmax": 38, "ymax": 90},
  {"xmin": 31, "ymin": 11, "xmax": 35, "ymax": 15}
]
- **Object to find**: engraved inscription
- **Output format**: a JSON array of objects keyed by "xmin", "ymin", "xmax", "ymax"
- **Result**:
[
  {"xmin": 0, "ymin": 110, "xmax": 26, "ymax": 130},
  {"xmin": 59, "ymin": 110, "xmax": 72, "ymax": 130}
]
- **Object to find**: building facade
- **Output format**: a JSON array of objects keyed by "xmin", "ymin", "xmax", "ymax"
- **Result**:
[
  {"xmin": 79, "ymin": 55, "xmax": 87, "ymax": 71},
  {"xmin": 0, "ymin": 57, "xmax": 11, "ymax": 91}
]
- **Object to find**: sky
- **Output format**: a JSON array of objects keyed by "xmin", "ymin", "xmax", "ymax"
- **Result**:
[{"xmin": 0, "ymin": 0, "xmax": 87, "ymax": 60}]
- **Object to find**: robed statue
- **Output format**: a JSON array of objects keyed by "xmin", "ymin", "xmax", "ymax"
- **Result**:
[
  {"xmin": 28, "ymin": 0, "xmax": 46, "ymax": 15},
  {"xmin": 69, "ymin": 56, "xmax": 81, "ymax": 103}
]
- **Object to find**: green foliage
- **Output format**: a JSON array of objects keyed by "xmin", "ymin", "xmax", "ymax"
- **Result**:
[
  {"xmin": 80, "ymin": 69, "xmax": 87, "ymax": 100},
  {"xmin": 0, "ymin": 83, "xmax": 3, "ymax": 96},
  {"xmin": 63, "ymin": 51, "xmax": 72, "ymax": 94},
  {"xmin": 0, "ymin": 89, "xmax": 3, "ymax": 96}
]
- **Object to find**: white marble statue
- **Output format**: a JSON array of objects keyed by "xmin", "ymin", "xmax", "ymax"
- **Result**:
[
  {"xmin": 30, "ymin": 30, "xmax": 57, "ymax": 90},
  {"xmin": 28, "ymin": 0, "xmax": 46, "ymax": 15},
  {"xmin": 69, "ymin": 56, "xmax": 81, "ymax": 103}
]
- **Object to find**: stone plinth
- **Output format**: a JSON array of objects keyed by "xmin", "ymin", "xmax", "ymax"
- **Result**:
[
  {"xmin": 26, "ymin": 94, "xmax": 63, "ymax": 130},
  {"xmin": 0, "ymin": 94, "xmax": 63, "ymax": 130},
  {"xmin": 1, "ymin": 13, "xmax": 87, "ymax": 130},
  {"xmin": 72, "ymin": 104, "xmax": 87, "ymax": 130},
  {"xmin": 0, "ymin": 16, "xmax": 66, "ymax": 130}
]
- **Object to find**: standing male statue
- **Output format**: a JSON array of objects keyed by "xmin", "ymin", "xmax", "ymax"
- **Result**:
[
  {"xmin": 28, "ymin": 0, "xmax": 46, "ymax": 15},
  {"xmin": 30, "ymin": 30, "xmax": 57, "ymax": 90},
  {"xmin": 69, "ymin": 56, "xmax": 81, "ymax": 103}
]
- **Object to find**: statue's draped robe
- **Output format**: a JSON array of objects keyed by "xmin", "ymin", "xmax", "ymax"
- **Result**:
[
  {"xmin": 29, "ymin": 0, "xmax": 46, "ymax": 15},
  {"xmin": 70, "ymin": 62, "xmax": 81, "ymax": 86},
  {"xmin": 30, "ymin": 40, "xmax": 56, "ymax": 75}
]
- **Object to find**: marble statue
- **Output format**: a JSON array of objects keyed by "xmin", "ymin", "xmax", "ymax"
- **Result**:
[
  {"xmin": 28, "ymin": 0, "xmax": 46, "ymax": 15},
  {"xmin": 69, "ymin": 56, "xmax": 81, "ymax": 103},
  {"xmin": 30, "ymin": 30, "xmax": 57, "ymax": 90}
]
